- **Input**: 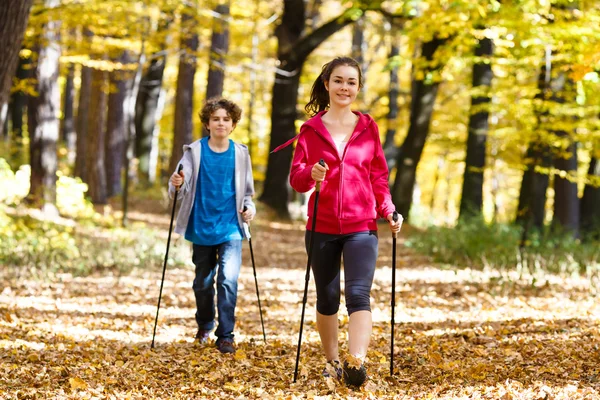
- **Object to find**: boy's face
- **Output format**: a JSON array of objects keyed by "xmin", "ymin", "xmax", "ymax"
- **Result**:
[{"xmin": 205, "ymin": 108, "xmax": 236, "ymax": 139}]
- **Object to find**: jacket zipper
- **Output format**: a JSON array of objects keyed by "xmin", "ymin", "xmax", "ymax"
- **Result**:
[{"xmin": 338, "ymin": 126, "xmax": 368, "ymax": 234}]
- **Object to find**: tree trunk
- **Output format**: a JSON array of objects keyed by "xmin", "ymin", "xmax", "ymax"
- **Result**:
[
  {"xmin": 10, "ymin": 51, "xmax": 32, "ymax": 139},
  {"xmin": 27, "ymin": 0, "xmax": 61, "ymax": 211},
  {"xmin": 581, "ymin": 157, "xmax": 600, "ymax": 240},
  {"xmin": 168, "ymin": 12, "xmax": 199, "ymax": 174},
  {"xmin": 134, "ymin": 13, "xmax": 171, "ymax": 184},
  {"xmin": 105, "ymin": 51, "xmax": 132, "ymax": 198},
  {"xmin": 260, "ymin": 3, "xmax": 359, "ymax": 217},
  {"xmin": 0, "ymin": 0, "xmax": 34, "ymax": 137},
  {"xmin": 552, "ymin": 138, "xmax": 579, "ymax": 236},
  {"xmin": 391, "ymin": 38, "xmax": 445, "ymax": 219},
  {"xmin": 61, "ymin": 63, "xmax": 76, "ymax": 160},
  {"xmin": 87, "ymin": 67, "xmax": 109, "ymax": 204},
  {"xmin": 74, "ymin": 29, "xmax": 94, "ymax": 181},
  {"xmin": 351, "ymin": 16, "xmax": 366, "ymax": 108},
  {"xmin": 1, "ymin": 104, "xmax": 7, "ymax": 140},
  {"xmin": 134, "ymin": 57, "xmax": 165, "ymax": 185},
  {"xmin": 459, "ymin": 36, "xmax": 493, "ymax": 219},
  {"xmin": 383, "ymin": 27, "xmax": 401, "ymax": 169},
  {"xmin": 516, "ymin": 144, "xmax": 552, "ymax": 229},
  {"xmin": 205, "ymin": 2, "xmax": 230, "ymax": 98},
  {"xmin": 516, "ymin": 49, "xmax": 555, "ymax": 230},
  {"xmin": 75, "ymin": 65, "xmax": 93, "ymax": 181}
]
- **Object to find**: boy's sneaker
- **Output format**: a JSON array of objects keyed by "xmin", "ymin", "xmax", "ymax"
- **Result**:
[
  {"xmin": 195, "ymin": 329, "xmax": 211, "ymax": 344},
  {"xmin": 322, "ymin": 360, "xmax": 342, "ymax": 380},
  {"xmin": 217, "ymin": 339, "xmax": 235, "ymax": 354},
  {"xmin": 343, "ymin": 358, "xmax": 367, "ymax": 387}
]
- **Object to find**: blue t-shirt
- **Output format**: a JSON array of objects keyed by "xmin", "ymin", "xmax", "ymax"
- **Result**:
[{"xmin": 185, "ymin": 138, "xmax": 242, "ymax": 245}]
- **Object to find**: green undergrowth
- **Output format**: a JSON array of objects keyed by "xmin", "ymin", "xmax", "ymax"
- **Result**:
[
  {"xmin": 0, "ymin": 158, "xmax": 190, "ymax": 279},
  {"xmin": 406, "ymin": 217, "xmax": 600, "ymax": 279}
]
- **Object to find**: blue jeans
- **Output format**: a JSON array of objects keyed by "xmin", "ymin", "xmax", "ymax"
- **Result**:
[{"xmin": 191, "ymin": 240, "xmax": 242, "ymax": 342}]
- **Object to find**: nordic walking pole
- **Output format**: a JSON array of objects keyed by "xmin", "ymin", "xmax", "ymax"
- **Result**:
[
  {"xmin": 151, "ymin": 164, "xmax": 183, "ymax": 349},
  {"xmin": 243, "ymin": 206, "xmax": 267, "ymax": 343},
  {"xmin": 293, "ymin": 159, "xmax": 325, "ymax": 383},
  {"xmin": 390, "ymin": 211, "xmax": 399, "ymax": 374}
]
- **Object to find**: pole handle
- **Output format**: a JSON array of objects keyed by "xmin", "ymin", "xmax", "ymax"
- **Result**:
[
  {"xmin": 315, "ymin": 159, "xmax": 325, "ymax": 192},
  {"xmin": 242, "ymin": 206, "xmax": 251, "ymax": 238},
  {"xmin": 392, "ymin": 211, "xmax": 398, "ymax": 239},
  {"xmin": 176, "ymin": 164, "xmax": 184, "ymax": 192}
]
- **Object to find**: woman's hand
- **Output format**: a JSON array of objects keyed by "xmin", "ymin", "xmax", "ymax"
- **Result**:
[
  {"xmin": 311, "ymin": 161, "xmax": 329, "ymax": 182},
  {"xmin": 386, "ymin": 212, "xmax": 403, "ymax": 234}
]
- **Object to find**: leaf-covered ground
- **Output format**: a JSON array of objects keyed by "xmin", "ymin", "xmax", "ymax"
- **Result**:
[{"xmin": 1, "ymin": 212, "xmax": 600, "ymax": 399}]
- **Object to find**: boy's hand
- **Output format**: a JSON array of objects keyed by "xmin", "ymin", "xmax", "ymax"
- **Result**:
[
  {"xmin": 311, "ymin": 161, "xmax": 329, "ymax": 182},
  {"xmin": 170, "ymin": 170, "xmax": 184, "ymax": 188},
  {"xmin": 240, "ymin": 207, "xmax": 254, "ymax": 223}
]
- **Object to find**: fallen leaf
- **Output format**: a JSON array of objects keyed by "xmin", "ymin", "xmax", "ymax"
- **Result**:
[{"xmin": 69, "ymin": 377, "xmax": 88, "ymax": 390}]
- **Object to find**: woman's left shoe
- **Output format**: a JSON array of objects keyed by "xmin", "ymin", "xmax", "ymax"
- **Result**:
[
  {"xmin": 343, "ymin": 359, "xmax": 367, "ymax": 387},
  {"xmin": 322, "ymin": 360, "xmax": 342, "ymax": 380}
]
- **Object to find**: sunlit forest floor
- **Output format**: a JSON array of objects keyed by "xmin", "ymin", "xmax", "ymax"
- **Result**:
[{"xmin": 1, "ymin": 203, "xmax": 600, "ymax": 399}]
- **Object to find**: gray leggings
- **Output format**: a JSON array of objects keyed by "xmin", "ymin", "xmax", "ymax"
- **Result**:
[{"xmin": 305, "ymin": 230, "xmax": 378, "ymax": 316}]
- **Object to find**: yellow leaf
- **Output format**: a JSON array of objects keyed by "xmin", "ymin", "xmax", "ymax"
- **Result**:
[
  {"xmin": 224, "ymin": 382, "xmax": 242, "ymax": 392},
  {"xmin": 115, "ymin": 360, "xmax": 124, "ymax": 367},
  {"xmin": 28, "ymin": 353, "xmax": 40, "ymax": 362},
  {"xmin": 69, "ymin": 377, "xmax": 88, "ymax": 390},
  {"xmin": 325, "ymin": 376, "xmax": 336, "ymax": 391},
  {"xmin": 234, "ymin": 349, "xmax": 247, "ymax": 361},
  {"xmin": 428, "ymin": 352, "xmax": 443, "ymax": 364}
]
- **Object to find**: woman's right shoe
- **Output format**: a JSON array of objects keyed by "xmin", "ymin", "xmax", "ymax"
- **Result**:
[{"xmin": 343, "ymin": 360, "xmax": 367, "ymax": 387}]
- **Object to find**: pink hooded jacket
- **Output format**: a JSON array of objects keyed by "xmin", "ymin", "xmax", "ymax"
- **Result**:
[{"xmin": 277, "ymin": 111, "xmax": 395, "ymax": 235}]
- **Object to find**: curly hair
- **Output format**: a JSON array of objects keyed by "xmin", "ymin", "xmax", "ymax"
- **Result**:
[
  {"xmin": 305, "ymin": 57, "xmax": 363, "ymax": 117},
  {"xmin": 199, "ymin": 97, "xmax": 242, "ymax": 126}
]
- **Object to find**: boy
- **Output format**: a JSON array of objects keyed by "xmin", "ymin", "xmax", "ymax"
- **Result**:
[{"xmin": 168, "ymin": 98, "xmax": 256, "ymax": 354}]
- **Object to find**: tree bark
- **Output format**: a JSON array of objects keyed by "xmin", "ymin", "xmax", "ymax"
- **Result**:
[
  {"xmin": 204, "ymin": 2, "xmax": 230, "ymax": 122},
  {"xmin": 516, "ymin": 143, "xmax": 552, "ymax": 229},
  {"xmin": 10, "ymin": 51, "xmax": 32, "ymax": 139},
  {"xmin": 1, "ymin": 104, "xmax": 7, "ymax": 140},
  {"xmin": 74, "ymin": 64, "xmax": 92, "ymax": 181},
  {"xmin": 351, "ymin": 16, "xmax": 367, "ymax": 108},
  {"xmin": 552, "ymin": 137, "xmax": 579, "ymax": 236},
  {"xmin": 134, "ymin": 13, "xmax": 172, "ymax": 184},
  {"xmin": 391, "ymin": 38, "xmax": 445, "ymax": 219},
  {"xmin": 168, "ymin": 12, "xmax": 199, "ymax": 174},
  {"xmin": 105, "ymin": 51, "xmax": 133, "ymax": 198},
  {"xmin": 459, "ymin": 36, "xmax": 493, "ymax": 219},
  {"xmin": 383, "ymin": 27, "xmax": 401, "ymax": 169},
  {"xmin": 27, "ymin": 0, "xmax": 61, "ymax": 211},
  {"xmin": 87, "ymin": 67, "xmax": 109, "ymax": 204},
  {"xmin": 516, "ymin": 49, "xmax": 555, "ymax": 230},
  {"xmin": 259, "ymin": 4, "xmax": 359, "ymax": 217},
  {"xmin": 0, "ymin": 0, "xmax": 34, "ymax": 137},
  {"xmin": 581, "ymin": 157, "xmax": 600, "ymax": 240},
  {"xmin": 203, "ymin": 2, "xmax": 230, "ymax": 137},
  {"xmin": 61, "ymin": 63, "xmax": 76, "ymax": 159}
]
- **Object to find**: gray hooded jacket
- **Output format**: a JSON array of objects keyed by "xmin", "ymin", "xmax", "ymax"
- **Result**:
[{"xmin": 168, "ymin": 139, "xmax": 256, "ymax": 238}]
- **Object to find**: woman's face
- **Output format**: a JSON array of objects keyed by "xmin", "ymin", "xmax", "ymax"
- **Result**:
[{"xmin": 324, "ymin": 65, "xmax": 360, "ymax": 109}]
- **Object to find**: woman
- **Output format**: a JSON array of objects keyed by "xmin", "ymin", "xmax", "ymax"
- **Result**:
[{"xmin": 275, "ymin": 57, "xmax": 402, "ymax": 386}]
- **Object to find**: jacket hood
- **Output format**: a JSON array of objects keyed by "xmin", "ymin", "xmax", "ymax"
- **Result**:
[
  {"xmin": 271, "ymin": 110, "xmax": 374, "ymax": 153},
  {"xmin": 302, "ymin": 110, "xmax": 374, "ymax": 135}
]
